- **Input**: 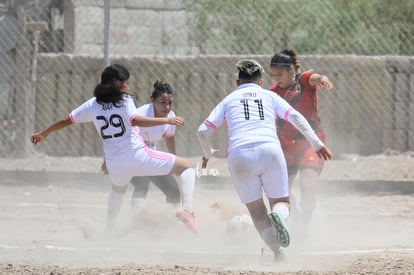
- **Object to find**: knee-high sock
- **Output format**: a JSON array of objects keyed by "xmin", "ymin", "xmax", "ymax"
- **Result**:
[
  {"xmin": 272, "ymin": 203, "xmax": 290, "ymax": 220},
  {"xmin": 179, "ymin": 168, "xmax": 195, "ymax": 213},
  {"xmin": 131, "ymin": 198, "xmax": 146, "ymax": 212},
  {"xmin": 261, "ymin": 226, "xmax": 279, "ymax": 252},
  {"xmin": 106, "ymin": 190, "xmax": 124, "ymax": 231}
]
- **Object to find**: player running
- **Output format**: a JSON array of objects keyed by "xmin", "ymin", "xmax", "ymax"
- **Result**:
[
  {"xmin": 269, "ymin": 49, "xmax": 334, "ymax": 239},
  {"xmin": 197, "ymin": 59, "xmax": 332, "ymax": 259}
]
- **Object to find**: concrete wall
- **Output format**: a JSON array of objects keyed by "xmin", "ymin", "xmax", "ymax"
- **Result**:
[
  {"xmin": 63, "ymin": 0, "xmax": 197, "ymax": 55},
  {"xmin": 33, "ymin": 55, "xmax": 414, "ymax": 157}
]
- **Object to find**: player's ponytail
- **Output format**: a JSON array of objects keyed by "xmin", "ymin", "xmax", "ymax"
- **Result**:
[{"xmin": 94, "ymin": 64, "xmax": 130, "ymax": 107}]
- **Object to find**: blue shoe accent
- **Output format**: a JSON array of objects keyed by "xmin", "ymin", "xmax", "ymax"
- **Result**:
[{"xmin": 269, "ymin": 211, "xmax": 290, "ymax": 248}]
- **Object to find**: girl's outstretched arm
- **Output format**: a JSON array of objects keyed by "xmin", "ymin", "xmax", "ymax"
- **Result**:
[
  {"xmin": 131, "ymin": 115, "xmax": 184, "ymax": 128},
  {"xmin": 309, "ymin": 73, "xmax": 334, "ymax": 90},
  {"xmin": 31, "ymin": 117, "xmax": 73, "ymax": 144}
]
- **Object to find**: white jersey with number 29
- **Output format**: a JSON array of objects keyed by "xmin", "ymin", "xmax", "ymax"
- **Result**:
[
  {"xmin": 69, "ymin": 95, "xmax": 143, "ymax": 160},
  {"xmin": 69, "ymin": 94, "xmax": 175, "ymax": 187}
]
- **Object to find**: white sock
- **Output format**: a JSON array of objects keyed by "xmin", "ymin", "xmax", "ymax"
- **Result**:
[
  {"xmin": 131, "ymin": 198, "xmax": 146, "ymax": 212},
  {"xmin": 106, "ymin": 190, "xmax": 124, "ymax": 231},
  {"xmin": 261, "ymin": 226, "xmax": 279, "ymax": 252},
  {"xmin": 272, "ymin": 203, "xmax": 290, "ymax": 220},
  {"xmin": 179, "ymin": 168, "xmax": 195, "ymax": 213}
]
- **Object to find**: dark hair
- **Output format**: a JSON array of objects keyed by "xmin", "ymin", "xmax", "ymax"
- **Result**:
[
  {"xmin": 151, "ymin": 81, "xmax": 173, "ymax": 99},
  {"xmin": 270, "ymin": 49, "xmax": 302, "ymax": 75},
  {"xmin": 236, "ymin": 59, "xmax": 264, "ymax": 83},
  {"xmin": 100, "ymin": 64, "xmax": 130, "ymax": 84},
  {"xmin": 93, "ymin": 64, "xmax": 130, "ymax": 107}
]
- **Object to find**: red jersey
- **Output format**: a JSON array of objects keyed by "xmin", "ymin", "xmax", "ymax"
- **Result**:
[{"xmin": 270, "ymin": 71, "xmax": 323, "ymax": 141}]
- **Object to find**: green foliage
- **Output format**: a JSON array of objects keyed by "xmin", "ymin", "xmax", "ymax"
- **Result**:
[{"xmin": 184, "ymin": 0, "xmax": 414, "ymax": 55}]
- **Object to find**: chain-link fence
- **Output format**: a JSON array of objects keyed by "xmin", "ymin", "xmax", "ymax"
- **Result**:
[{"xmin": 0, "ymin": 0, "xmax": 413, "ymax": 159}]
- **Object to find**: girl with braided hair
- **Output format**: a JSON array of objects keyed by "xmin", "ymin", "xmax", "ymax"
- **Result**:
[{"xmin": 269, "ymin": 49, "xmax": 334, "ymax": 239}]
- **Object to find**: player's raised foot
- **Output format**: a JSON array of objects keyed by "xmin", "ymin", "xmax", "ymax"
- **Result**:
[
  {"xmin": 176, "ymin": 208, "xmax": 197, "ymax": 235},
  {"xmin": 269, "ymin": 211, "xmax": 290, "ymax": 248}
]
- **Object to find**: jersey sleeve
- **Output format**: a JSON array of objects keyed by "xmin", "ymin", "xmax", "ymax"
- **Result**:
[
  {"xmin": 272, "ymin": 93, "xmax": 294, "ymax": 121},
  {"xmin": 124, "ymin": 96, "xmax": 138, "ymax": 125},
  {"xmin": 69, "ymin": 98, "xmax": 94, "ymax": 124},
  {"xmin": 286, "ymin": 109, "xmax": 324, "ymax": 151},
  {"xmin": 204, "ymin": 100, "xmax": 226, "ymax": 129},
  {"xmin": 301, "ymin": 70, "xmax": 315, "ymax": 88}
]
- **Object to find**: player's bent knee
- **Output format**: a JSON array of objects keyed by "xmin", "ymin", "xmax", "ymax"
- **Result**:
[{"xmin": 111, "ymin": 184, "xmax": 127, "ymax": 193}]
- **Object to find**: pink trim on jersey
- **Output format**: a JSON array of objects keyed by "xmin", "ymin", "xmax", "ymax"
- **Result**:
[
  {"xmin": 133, "ymin": 126, "xmax": 140, "ymax": 134},
  {"xmin": 130, "ymin": 114, "xmax": 140, "ymax": 125},
  {"xmin": 284, "ymin": 108, "xmax": 293, "ymax": 121},
  {"xmin": 163, "ymin": 133, "xmax": 175, "ymax": 138},
  {"xmin": 144, "ymin": 146, "xmax": 173, "ymax": 161},
  {"xmin": 204, "ymin": 120, "xmax": 218, "ymax": 130},
  {"xmin": 68, "ymin": 114, "xmax": 75, "ymax": 123}
]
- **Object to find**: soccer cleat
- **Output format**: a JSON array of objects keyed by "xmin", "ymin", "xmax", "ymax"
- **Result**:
[
  {"xmin": 176, "ymin": 208, "xmax": 197, "ymax": 234},
  {"xmin": 269, "ymin": 211, "xmax": 290, "ymax": 248}
]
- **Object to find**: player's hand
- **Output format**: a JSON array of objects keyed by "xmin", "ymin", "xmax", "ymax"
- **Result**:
[
  {"xmin": 316, "ymin": 146, "xmax": 332, "ymax": 161},
  {"xmin": 201, "ymin": 149, "xmax": 219, "ymax": 168},
  {"xmin": 31, "ymin": 133, "xmax": 45, "ymax": 145},
  {"xmin": 101, "ymin": 161, "xmax": 108, "ymax": 175},
  {"xmin": 319, "ymin": 76, "xmax": 334, "ymax": 90},
  {"xmin": 169, "ymin": 116, "xmax": 185, "ymax": 127},
  {"xmin": 201, "ymin": 156, "xmax": 209, "ymax": 169}
]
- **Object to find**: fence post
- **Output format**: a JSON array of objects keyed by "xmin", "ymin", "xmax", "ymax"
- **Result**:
[
  {"xmin": 103, "ymin": 0, "xmax": 110, "ymax": 67},
  {"xmin": 13, "ymin": 5, "xmax": 33, "ymax": 157}
]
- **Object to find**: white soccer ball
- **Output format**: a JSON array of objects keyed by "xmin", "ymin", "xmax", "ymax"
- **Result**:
[{"xmin": 226, "ymin": 214, "xmax": 254, "ymax": 233}]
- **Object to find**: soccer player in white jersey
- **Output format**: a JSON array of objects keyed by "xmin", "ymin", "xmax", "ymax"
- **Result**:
[
  {"xmin": 119, "ymin": 81, "xmax": 180, "ymax": 212},
  {"xmin": 197, "ymin": 59, "xmax": 332, "ymax": 258},
  {"xmin": 31, "ymin": 64, "xmax": 197, "ymax": 234}
]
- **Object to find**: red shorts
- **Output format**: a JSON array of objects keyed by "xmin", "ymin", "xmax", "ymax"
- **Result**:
[{"xmin": 279, "ymin": 129, "xmax": 326, "ymax": 175}]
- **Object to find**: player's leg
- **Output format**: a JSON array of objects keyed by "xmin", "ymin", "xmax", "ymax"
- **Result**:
[
  {"xmin": 260, "ymin": 143, "xmax": 291, "ymax": 248},
  {"xmin": 227, "ymin": 146, "xmax": 280, "ymax": 254},
  {"xmin": 150, "ymin": 175, "xmax": 181, "ymax": 205},
  {"xmin": 298, "ymin": 167, "xmax": 320, "ymax": 235},
  {"xmin": 170, "ymin": 156, "xmax": 195, "ymax": 212},
  {"xmin": 268, "ymin": 197, "xmax": 290, "ymax": 248},
  {"xmin": 169, "ymin": 156, "xmax": 197, "ymax": 233},
  {"xmin": 106, "ymin": 183, "xmax": 128, "ymax": 234},
  {"xmin": 297, "ymin": 143, "xmax": 325, "ymax": 237},
  {"xmin": 280, "ymin": 137, "xmax": 300, "ymax": 219},
  {"xmin": 130, "ymin": 176, "xmax": 151, "ymax": 212},
  {"xmin": 104, "ymin": 157, "xmax": 135, "ymax": 234},
  {"xmin": 282, "ymin": 138, "xmax": 299, "ymax": 207},
  {"xmin": 132, "ymin": 148, "xmax": 196, "ymax": 232},
  {"xmin": 287, "ymin": 170, "xmax": 299, "ymax": 219},
  {"xmin": 244, "ymin": 199, "xmax": 279, "ymax": 252}
]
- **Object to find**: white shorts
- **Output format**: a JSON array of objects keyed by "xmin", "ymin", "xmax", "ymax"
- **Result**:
[
  {"xmin": 107, "ymin": 147, "xmax": 175, "ymax": 187},
  {"xmin": 227, "ymin": 142, "xmax": 289, "ymax": 204}
]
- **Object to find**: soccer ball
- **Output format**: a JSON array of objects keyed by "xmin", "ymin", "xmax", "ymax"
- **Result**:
[{"xmin": 226, "ymin": 214, "xmax": 254, "ymax": 233}]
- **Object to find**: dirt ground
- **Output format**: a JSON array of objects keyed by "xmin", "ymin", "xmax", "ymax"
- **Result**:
[{"xmin": 0, "ymin": 153, "xmax": 413, "ymax": 274}]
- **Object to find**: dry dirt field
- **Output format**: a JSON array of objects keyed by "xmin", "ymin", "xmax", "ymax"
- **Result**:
[{"xmin": 0, "ymin": 154, "xmax": 413, "ymax": 274}]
